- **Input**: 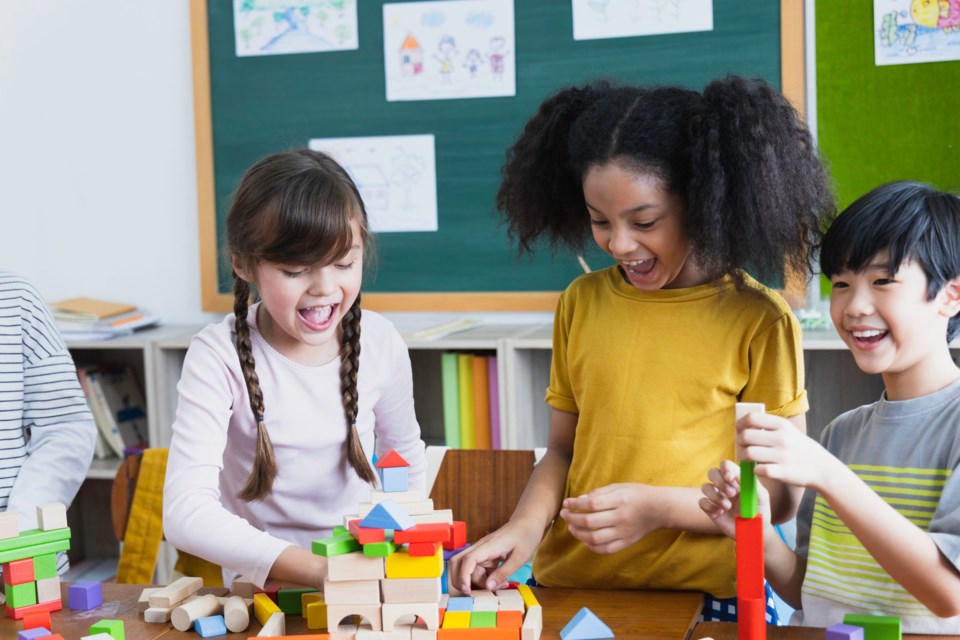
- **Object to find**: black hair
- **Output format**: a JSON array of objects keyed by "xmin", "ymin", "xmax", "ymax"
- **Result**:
[
  {"xmin": 820, "ymin": 180, "xmax": 960, "ymax": 341},
  {"xmin": 496, "ymin": 76, "xmax": 835, "ymax": 288}
]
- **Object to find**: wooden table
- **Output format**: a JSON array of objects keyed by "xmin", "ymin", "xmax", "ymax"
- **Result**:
[
  {"xmin": 3, "ymin": 582, "xmax": 704, "ymax": 639},
  {"xmin": 694, "ymin": 621, "xmax": 953, "ymax": 640}
]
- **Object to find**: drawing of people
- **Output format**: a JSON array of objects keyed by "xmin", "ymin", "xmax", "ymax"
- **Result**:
[
  {"xmin": 463, "ymin": 49, "xmax": 484, "ymax": 78},
  {"xmin": 911, "ymin": 0, "xmax": 960, "ymax": 31},
  {"xmin": 487, "ymin": 36, "xmax": 509, "ymax": 80},
  {"xmin": 434, "ymin": 35, "xmax": 458, "ymax": 85}
]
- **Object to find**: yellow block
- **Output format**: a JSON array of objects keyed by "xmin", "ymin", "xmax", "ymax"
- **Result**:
[
  {"xmin": 384, "ymin": 547, "xmax": 443, "ymax": 579},
  {"xmin": 442, "ymin": 610, "xmax": 471, "ymax": 629},
  {"xmin": 253, "ymin": 592, "xmax": 282, "ymax": 625},
  {"xmin": 517, "ymin": 584, "xmax": 539, "ymax": 609},
  {"xmin": 305, "ymin": 599, "xmax": 328, "ymax": 630}
]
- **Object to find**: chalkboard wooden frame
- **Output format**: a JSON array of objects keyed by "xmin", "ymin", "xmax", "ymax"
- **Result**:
[{"xmin": 191, "ymin": 0, "xmax": 804, "ymax": 312}]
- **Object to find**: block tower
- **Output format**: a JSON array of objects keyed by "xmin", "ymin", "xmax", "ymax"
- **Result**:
[
  {"xmin": 1, "ymin": 503, "xmax": 69, "ymax": 621},
  {"xmin": 735, "ymin": 403, "xmax": 766, "ymax": 640}
]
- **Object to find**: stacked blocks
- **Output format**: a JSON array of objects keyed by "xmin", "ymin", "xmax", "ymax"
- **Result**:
[
  {"xmin": 735, "ymin": 403, "xmax": 767, "ymax": 640},
  {"xmin": 0, "ymin": 504, "xmax": 71, "ymax": 621},
  {"xmin": 310, "ymin": 449, "xmax": 543, "ymax": 639}
]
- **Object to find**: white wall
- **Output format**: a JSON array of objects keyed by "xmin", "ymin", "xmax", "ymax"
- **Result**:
[{"xmin": 0, "ymin": 1, "xmax": 221, "ymax": 325}]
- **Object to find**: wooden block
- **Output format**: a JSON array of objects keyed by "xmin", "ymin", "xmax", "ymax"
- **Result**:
[
  {"xmin": 314, "ymin": 533, "xmax": 363, "ymax": 558},
  {"xmin": 442, "ymin": 523, "xmax": 466, "ymax": 551},
  {"xmin": 35, "ymin": 576, "xmax": 60, "ymax": 604},
  {"xmin": 470, "ymin": 611, "xmax": 496, "ymax": 628},
  {"xmin": 7, "ymin": 580, "xmax": 37, "ymax": 608},
  {"xmin": 360, "ymin": 500, "xmax": 415, "ymax": 531},
  {"xmin": 411, "ymin": 626, "xmax": 439, "ymax": 640},
  {"xmin": 137, "ymin": 588, "xmax": 161, "ymax": 612},
  {"xmin": 842, "ymin": 614, "xmax": 902, "ymax": 640},
  {"xmin": 495, "ymin": 590, "xmax": 524, "ymax": 612},
  {"xmin": 278, "ymin": 587, "xmax": 318, "ymax": 615},
  {"xmin": 521, "ymin": 605, "xmax": 542, "ymax": 640},
  {"xmin": 497, "ymin": 610, "xmax": 523, "ymax": 628},
  {"xmin": 171, "ymin": 593, "xmax": 221, "ymax": 631},
  {"xmin": 257, "ymin": 611, "xmax": 286, "ymax": 637},
  {"xmin": 736, "ymin": 516, "xmax": 765, "ymax": 601},
  {"xmin": 4, "ymin": 597, "xmax": 61, "ymax": 620},
  {"xmin": 68, "ymin": 581, "xmax": 102, "ymax": 610},
  {"xmin": 410, "ymin": 511, "xmax": 453, "ymax": 525},
  {"xmin": 223, "ymin": 595, "xmax": 250, "ymax": 633},
  {"xmin": 305, "ymin": 599, "xmax": 328, "ymax": 630},
  {"xmin": 144, "ymin": 606, "xmax": 174, "ymax": 624},
  {"xmin": 22, "ymin": 609, "xmax": 51, "ymax": 630},
  {"xmin": 385, "ymin": 548, "xmax": 443, "ymax": 579},
  {"xmin": 349, "ymin": 519, "xmax": 387, "ymax": 544},
  {"xmin": 441, "ymin": 611, "xmax": 470, "ymax": 629},
  {"xmin": 363, "ymin": 541, "xmax": 398, "ymax": 558},
  {"xmin": 327, "ymin": 603, "xmax": 382, "ymax": 632},
  {"xmin": 80, "ymin": 635, "xmax": 115, "ymax": 640},
  {"xmin": 88, "ymin": 619, "xmax": 123, "ymax": 640},
  {"xmin": 330, "ymin": 623, "xmax": 359, "ymax": 640},
  {"xmin": 148, "ymin": 576, "xmax": 203, "ymax": 608},
  {"xmin": 737, "ymin": 597, "xmax": 765, "ymax": 640},
  {"xmin": 382, "ymin": 602, "xmax": 439, "ymax": 631},
  {"xmin": 3, "ymin": 558, "xmax": 35, "ymax": 585},
  {"xmin": 380, "ymin": 577, "xmax": 442, "ymax": 604},
  {"xmin": 356, "ymin": 630, "xmax": 386, "ymax": 640},
  {"xmin": 371, "ymin": 489, "xmax": 422, "ymax": 504},
  {"xmin": 323, "ymin": 577, "xmax": 382, "ymax": 605},
  {"xmin": 195, "ymin": 614, "xmax": 227, "ymax": 638},
  {"xmin": 328, "ymin": 552, "xmax": 386, "ymax": 582},
  {"xmin": 734, "ymin": 402, "xmax": 766, "ymax": 461},
  {"xmin": 408, "ymin": 542, "xmax": 441, "ymax": 558},
  {"xmin": 0, "ymin": 512, "xmax": 17, "ymax": 540},
  {"xmin": 254, "ymin": 593, "xmax": 283, "ymax": 625},
  {"xmin": 515, "ymin": 585, "xmax": 539, "ymax": 609},
  {"xmin": 438, "ymin": 629, "xmax": 521, "ymax": 639},
  {"xmin": 36, "ymin": 503, "xmax": 68, "ymax": 532},
  {"xmin": 231, "ymin": 576, "xmax": 256, "ymax": 599},
  {"xmin": 32, "ymin": 553, "xmax": 58, "ymax": 580},
  {"xmin": 393, "ymin": 524, "xmax": 451, "ymax": 545},
  {"xmin": 471, "ymin": 596, "xmax": 498, "ymax": 612},
  {"xmin": 826, "ymin": 623, "xmax": 865, "ymax": 640}
]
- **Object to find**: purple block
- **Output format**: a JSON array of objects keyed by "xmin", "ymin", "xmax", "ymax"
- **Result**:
[
  {"xmin": 68, "ymin": 580, "xmax": 103, "ymax": 610},
  {"xmin": 18, "ymin": 629, "xmax": 51, "ymax": 640},
  {"xmin": 443, "ymin": 542, "xmax": 471, "ymax": 561},
  {"xmin": 826, "ymin": 623, "xmax": 865, "ymax": 640}
]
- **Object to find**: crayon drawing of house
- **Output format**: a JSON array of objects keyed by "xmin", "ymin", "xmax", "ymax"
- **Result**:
[{"xmin": 399, "ymin": 33, "xmax": 424, "ymax": 76}]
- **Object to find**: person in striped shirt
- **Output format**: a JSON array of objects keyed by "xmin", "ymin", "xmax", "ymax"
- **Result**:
[
  {"xmin": 0, "ymin": 272, "xmax": 97, "ymax": 574},
  {"xmin": 700, "ymin": 181, "xmax": 960, "ymax": 633}
]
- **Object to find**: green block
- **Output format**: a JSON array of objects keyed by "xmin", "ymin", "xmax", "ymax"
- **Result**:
[
  {"xmin": 0, "ymin": 527, "xmax": 70, "ymax": 553},
  {"xmin": 332, "ymin": 525, "xmax": 348, "ymax": 537},
  {"xmin": 470, "ymin": 611, "xmax": 497, "ymax": 628},
  {"xmin": 0, "ymin": 537, "xmax": 70, "ymax": 564},
  {"xmin": 33, "ymin": 553, "xmax": 58, "ymax": 579},
  {"xmin": 362, "ymin": 541, "xmax": 397, "ymax": 557},
  {"xmin": 740, "ymin": 461, "xmax": 758, "ymax": 519},
  {"xmin": 6, "ymin": 580, "xmax": 37, "ymax": 609},
  {"xmin": 90, "ymin": 619, "xmax": 125, "ymax": 640},
  {"xmin": 277, "ymin": 587, "xmax": 317, "ymax": 615},
  {"xmin": 312, "ymin": 533, "xmax": 361, "ymax": 557},
  {"xmin": 843, "ymin": 614, "xmax": 901, "ymax": 640}
]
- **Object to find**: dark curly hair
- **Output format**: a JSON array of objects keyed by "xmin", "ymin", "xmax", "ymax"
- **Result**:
[{"xmin": 496, "ymin": 76, "xmax": 835, "ymax": 288}]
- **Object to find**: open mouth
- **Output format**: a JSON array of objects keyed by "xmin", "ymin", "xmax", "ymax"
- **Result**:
[
  {"xmin": 850, "ymin": 328, "xmax": 888, "ymax": 347},
  {"xmin": 623, "ymin": 258, "xmax": 656, "ymax": 276},
  {"xmin": 299, "ymin": 304, "xmax": 339, "ymax": 331}
]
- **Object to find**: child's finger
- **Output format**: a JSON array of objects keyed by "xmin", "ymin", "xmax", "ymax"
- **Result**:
[
  {"xmin": 559, "ymin": 506, "xmax": 612, "ymax": 531},
  {"xmin": 706, "ymin": 467, "xmax": 737, "ymax": 498},
  {"xmin": 700, "ymin": 482, "xmax": 732, "ymax": 510}
]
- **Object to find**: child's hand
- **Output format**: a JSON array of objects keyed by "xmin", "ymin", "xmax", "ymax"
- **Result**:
[
  {"xmin": 738, "ymin": 412, "xmax": 837, "ymax": 490},
  {"xmin": 447, "ymin": 518, "xmax": 543, "ymax": 594},
  {"xmin": 559, "ymin": 483, "xmax": 658, "ymax": 554},
  {"xmin": 699, "ymin": 459, "xmax": 741, "ymax": 539}
]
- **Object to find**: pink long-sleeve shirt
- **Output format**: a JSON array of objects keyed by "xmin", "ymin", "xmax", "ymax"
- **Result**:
[{"xmin": 163, "ymin": 304, "xmax": 425, "ymax": 587}]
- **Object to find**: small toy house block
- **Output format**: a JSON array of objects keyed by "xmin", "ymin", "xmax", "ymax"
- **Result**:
[
  {"xmin": 313, "ymin": 533, "xmax": 362, "ymax": 557},
  {"xmin": 559, "ymin": 607, "xmax": 614, "ymax": 640},
  {"xmin": 36, "ymin": 504, "xmax": 68, "ymax": 532},
  {"xmin": 0, "ymin": 512, "xmax": 18, "ymax": 540},
  {"xmin": 323, "ymin": 577, "xmax": 381, "ymax": 605},
  {"xmin": 3, "ymin": 558, "xmax": 35, "ymax": 584},
  {"xmin": 68, "ymin": 581, "xmax": 103, "ymax": 610},
  {"xmin": 327, "ymin": 552, "xmax": 386, "ymax": 582},
  {"xmin": 497, "ymin": 609, "xmax": 523, "ymax": 628},
  {"xmin": 470, "ymin": 610, "xmax": 496, "ymax": 628},
  {"xmin": 363, "ymin": 541, "xmax": 398, "ymax": 558},
  {"xmin": 22, "ymin": 608, "xmax": 52, "ymax": 630},
  {"xmin": 385, "ymin": 547, "xmax": 444, "ymax": 579},
  {"xmin": 376, "ymin": 449, "xmax": 409, "ymax": 468},
  {"xmin": 842, "ymin": 614, "xmax": 902, "ymax": 640},
  {"xmin": 88, "ymin": 619, "xmax": 125, "ymax": 640},
  {"xmin": 36, "ymin": 576, "xmax": 60, "ymax": 603},
  {"xmin": 7, "ymin": 580, "xmax": 38, "ymax": 608},
  {"xmin": 443, "ymin": 522, "xmax": 467, "ymax": 551},
  {"xmin": 736, "ymin": 515, "xmax": 764, "ymax": 600},
  {"xmin": 17, "ymin": 628, "xmax": 51, "ymax": 640},
  {"xmin": 253, "ymin": 592, "xmax": 282, "ymax": 625},
  {"xmin": 194, "ymin": 614, "xmax": 227, "ymax": 638},
  {"xmin": 349, "ymin": 519, "xmax": 387, "ymax": 544},
  {"xmin": 326, "ymin": 602, "xmax": 383, "ymax": 632},
  {"xmin": 380, "ymin": 577, "xmax": 442, "ymax": 604},
  {"xmin": 361, "ymin": 500, "xmax": 415, "ymax": 531},
  {"xmin": 442, "ymin": 611, "xmax": 471, "ymax": 629},
  {"xmin": 305, "ymin": 598, "xmax": 328, "ymax": 630},
  {"xmin": 32, "ymin": 553, "xmax": 58, "ymax": 580},
  {"xmin": 409, "ymin": 541, "xmax": 442, "ymax": 557},
  {"xmin": 380, "ymin": 467, "xmax": 409, "ymax": 493},
  {"xmin": 277, "ymin": 587, "xmax": 318, "ymax": 615},
  {"xmin": 393, "ymin": 523, "xmax": 451, "ymax": 545},
  {"xmin": 827, "ymin": 624, "xmax": 866, "ymax": 640}
]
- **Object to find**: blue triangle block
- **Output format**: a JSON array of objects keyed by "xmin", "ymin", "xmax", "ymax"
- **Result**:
[
  {"xmin": 560, "ymin": 607, "xmax": 615, "ymax": 640},
  {"xmin": 360, "ymin": 498, "xmax": 415, "ymax": 531}
]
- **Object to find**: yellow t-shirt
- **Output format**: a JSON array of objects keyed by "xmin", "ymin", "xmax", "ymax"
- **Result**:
[{"xmin": 534, "ymin": 266, "xmax": 808, "ymax": 598}]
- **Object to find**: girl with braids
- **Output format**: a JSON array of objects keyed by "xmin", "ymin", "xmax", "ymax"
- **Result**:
[
  {"xmin": 164, "ymin": 149, "xmax": 425, "ymax": 590},
  {"xmin": 450, "ymin": 76, "xmax": 834, "ymax": 620}
]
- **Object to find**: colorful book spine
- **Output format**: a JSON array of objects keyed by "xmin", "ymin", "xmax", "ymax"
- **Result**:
[
  {"xmin": 440, "ymin": 353, "xmax": 461, "ymax": 449},
  {"xmin": 471, "ymin": 355, "xmax": 491, "ymax": 449},
  {"xmin": 456, "ymin": 354, "xmax": 476, "ymax": 449},
  {"xmin": 488, "ymin": 355, "xmax": 501, "ymax": 450}
]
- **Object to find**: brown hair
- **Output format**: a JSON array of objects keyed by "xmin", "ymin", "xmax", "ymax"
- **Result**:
[{"xmin": 227, "ymin": 149, "xmax": 378, "ymax": 501}]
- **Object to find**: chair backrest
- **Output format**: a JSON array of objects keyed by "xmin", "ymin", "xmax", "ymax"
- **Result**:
[
  {"xmin": 428, "ymin": 449, "xmax": 536, "ymax": 544},
  {"xmin": 110, "ymin": 453, "xmax": 142, "ymax": 542}
]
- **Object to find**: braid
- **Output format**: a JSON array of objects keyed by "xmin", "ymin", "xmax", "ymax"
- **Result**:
[
  {"xmin": 339, "ymin": 294, "xmax": 376, "ymax": 484},
  {"xmin": 233, "ymin": 277, "xmax": 279, "ymax": 501}
]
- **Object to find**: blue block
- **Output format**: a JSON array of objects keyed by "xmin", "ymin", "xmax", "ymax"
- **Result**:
[
  {"xmin": 195, "ymin": 614, "xmax": 228, "ymax": 638},
  {"xmin": 827, "ymin": 624, "xmax": 865, "ymax": 640},
  {"xmin": 441, "ymin": 560, "xmax": 449, "ymax": 595},
  {"xmin": 446, "ymin": 596, "xmax": 474, "ymax": 612},
  {"xmin": 360, "ymin": 499, "xmax": 415, "ymax": 531},
  {"xmin": 18, "ymin": 629, "xmax": 51, "ymax": 640},
  {"xmin": 68, "ymin": 580, "xmax": 103, "ymax": 610},
  {"xmin": 380, "ymin": 467, "xmax": 409, "ymax": 492},
  {"xmin": 560, "ymin": 607, "xmax": 614, "ymax": 640}
]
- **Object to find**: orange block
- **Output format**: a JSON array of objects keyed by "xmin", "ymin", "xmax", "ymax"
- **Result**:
[
  {"xmin": 439, "ymin": 629, "xmax": 520, "ymax": 639},
  {"xmin": 23, "ymin": 610, "xmax": 52, "ymax": 630},
  {"xmin": 253, "ymin": 636, "xmax": 330, "ymax": 640},
  {"xmin": 496, "ymin": 610, "xmax": 523, "ymax": 628},
  {"xmin": 408, "ymin": 541, "xmax": 441, "ymax": 557}
]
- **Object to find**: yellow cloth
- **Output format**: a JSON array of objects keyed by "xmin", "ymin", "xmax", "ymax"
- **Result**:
[
  {"xmin": 533, "ymin": 267, "xmax": 808, "ymax": 598},
  {"xmin": 115, "ymin": 449, "xmax": 168, "ymax": 584}
]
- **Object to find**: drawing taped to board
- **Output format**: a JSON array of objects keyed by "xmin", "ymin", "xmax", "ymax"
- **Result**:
[
  {"xmin": 383, "ymin": 0, "xmax": 515, "ymax": 102},
  {"xmin": 874, "ymin": 0, "xmax": 960, "ymax": 65},
  {"xmin": 308, "ymin": 134, "xmax": 438, "ymax": 233},
  {"xmin": 233, "ymin": 0, "xmax": 358, "ymax": 57},
  {"xmin": 572, "ymin": 0, "xmax": 713, "ymax": 41}
]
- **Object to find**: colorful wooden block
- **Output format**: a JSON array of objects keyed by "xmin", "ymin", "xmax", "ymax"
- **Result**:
[
  {"xmin": 17, "ymin": 628, "xmax": 51, "ymax": 640},
  {"xmin": 446, "ymin": 597, "xmax": 473, "ymax": 612},
  {"xmin": 349, "ymin": 519, "xmax": 387, "ymax": 544},
  {"xmin": 521, "ymin": 605, "xmax": 543, "ymax": 640},
  {"xmin": 3, "ymin": 558, "xmax": 35, "ymax": 585},
  {"xmin": 470, "ymin": 610, "xmax": 496, "ymax": 628},
  {"xmin": 148, "ymin": 576, "xmax": 202, "ymax": 608},
  {"xmin": 516, "ymin": 585, "xmax": 539, "ymax": 609},
  {"xmin": 736, "ymin": 515, "xmax": 765, "ymax": 600},
  {"xmin": 380, "ymin": 467, "xmax": 409, "ymax": 493},
  {"xmin": 36, "ymin": 576, "xmax": 60, "ymax": 604},
  {"xmin": 194, "ymin": 614, "xmax": 227, "ymax": 638},
  {"xmin": 36, "ymin": 504, "xmax": 67, "ymax": 532},
  {"xmin": 361, "ymin": 500, "xmax": 415, "ymax": 531},
  {"xmin": 738, "ymin": 597, "xmax": 765, "ymax": 640},
  {"xmin": 382, "ymin": 601, "xmax": 439, "ymax": 631},
  {"xmin": 0, "ymin": 527, "xmax": 70, "ymax": 556},
  {"xmin": 304, "ymin": 598, "xmax": 328, "ymax": 630},
  {"xmin": 32, "ymin": 554, "xmax": 58, "ymax": 580},
  {"xmin": 363, "ymin": 541, "xmax": 398, "ymax": 558},
  {"xmin": 409, "ymin": 541, "xmax": 442, "ymax": 557},
  {"xmin": 253, "ymin": 593, "xmax": 282, "ymax": 625},
  {"xmin": 497, "ymin": 609, "xmax": 523, "ymax": 628},
  {"xmin": 559, "ymin": 607, "xmax": 613, "ymax": 640},
  {"xmin": 312, "ymin": 533, "xmax": 362, "ymax": 557},
  {"xmin": 443, "ymin": 522, "xmax": 467, "ymax": 551},
  {"xmin": 89, "ymin": 619, "xmax": 124, "ymax": 640},
  {"xmin": 22, "ymin": 608, "xmax": 52, "ymax": 630},
  {"xmin": 327, "ymin": 552, "xmax": 386, "ymax": 582},
  {"xmin": 5, "ymin": 596, "xmax": 62, "ymax": 619},
  {"xmin": 7, "ymin": 580, "xmax": 38, "ymax": 608},
  {"xmin": 0, "ymin": 512, "xmax": 17, "ymax": 540},
  {"xmin": 376, "ymin": 449, "xmax": 409, "ymax": 468},
  {"xmin": 326, "ymin": 603, "xmax": 382, "ymax": 632},
  {"xmin": 827, "ymin": 623, "xmax": 866, "ymax": 640},
  {"xmin": 68, "ymin": 581, "xmax": 103, "ymax": 610},
  {"xmin": 842, "ymin": 614, "xmax": 902, "ymax": 640},
  {"xmin": 393, "ymin": 523, "xmax": 452, "ymax": 545},
  {"xmin": 740, "ymin": 461, "xmax": 759, "ymax": 519},
  {"xmin": 380, "ymin": 577, "xmax": 442, "ymax": 604},
  {"xmin": 385, "ymin": 547, "xmax": 443, "ymax": 579},
  {"xmin": 277, "ymin": 587, "xmax": 317, "ymax": 615}
]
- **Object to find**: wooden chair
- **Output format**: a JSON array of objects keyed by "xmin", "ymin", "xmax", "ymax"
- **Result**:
[{"xmin": 428, "ymin": 448, "xmax": 536, "ymax": 544}]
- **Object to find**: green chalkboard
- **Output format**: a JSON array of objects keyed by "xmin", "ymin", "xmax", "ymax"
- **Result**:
[{"xmin": 193, "ymin": 0, "xmax": 795, "ymax": 311}]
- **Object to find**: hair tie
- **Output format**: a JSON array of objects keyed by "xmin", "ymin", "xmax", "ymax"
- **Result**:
[{"xmin": 254, "ymin": 414, "xmax": 264, "ymax": 423}]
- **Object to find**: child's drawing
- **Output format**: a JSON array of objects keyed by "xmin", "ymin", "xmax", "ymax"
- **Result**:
[
  {"xmin": 308, "ymin": 135, "xmax": 438, "ymax": 233},
  {"xmin": 572, "ymin": 0, "xmax": 713, "ymax": 41},
  {"xmin": 234, "ymin": 0, "xmax": 358, "ymax": 57},
  {"xmin": 874, "ymin": 0, "xmax": 960, "ymax": 65},
  {"xmin": 383, "ymin": 0, "xmax": 516, "ymax": 102}
]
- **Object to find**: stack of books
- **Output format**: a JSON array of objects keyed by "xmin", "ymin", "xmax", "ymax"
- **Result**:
[
  {"xmin": 440, "ymin": 351, "xmax": 501, "ymax": 449},
  {"xmin": 51, "ymin": 297, "xmax": 159, "ymax": 341},
  {"xmin": 76, "ymin": 364, "xmax": 149, "ymax": 459}
]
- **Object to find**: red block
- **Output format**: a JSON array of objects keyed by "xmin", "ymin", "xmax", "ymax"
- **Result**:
[
  {"xmin": 443, "ymin": 521, "xmax": 467, "ymax": 551},
  {"xmin": 4, "ymin": 596, "xmax": 62, "ymax": 620},
  {"xmin": 2, "ymin": 558, "xmax": 35, "ymax": 585},
  {"xmin": 38, "ymin": 635, "xmax": 64, "ymax": 640},
  {"xmin": 408, "ymin": 541, "xmax": 441, "ymax": 557},
  {"xmin": 737, "ymin": 596, "xmax": 766, "ymax": 640},
  {"xmin": 393, "ymin": 523, "xmax": 452, "ymax": 545},
  {"xmin": 255, "ymin": 584, "xmax": 280, "ymax": 604},
  {"xmin": 376, "ymin": 449, "xmax": 409, "ymax": 468},
  {"xmin": 736, "ymin": 515, "xmax": 765, "ymax": 600},
  {"xmin": 23, "ymin": 609, "xmax": 52, "ymax": 630},
  {"xmin": 348, "ymin": 519, "xmax": 386, "ymax": 544}
]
